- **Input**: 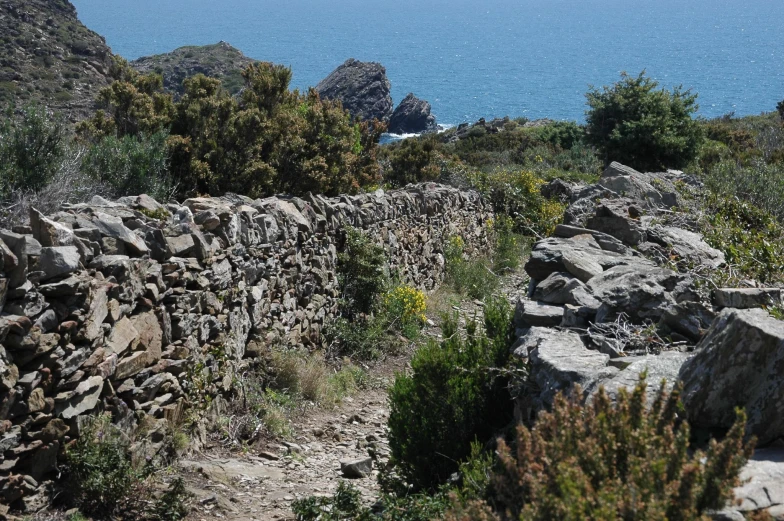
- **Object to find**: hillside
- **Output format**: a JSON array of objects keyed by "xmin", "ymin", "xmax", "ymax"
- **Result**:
[
  {"xmin": 131, "ymin": 42, "xmax": 259, "ymax": 96},
  {"xmin": 0, "ymin": 0, "xmax": 114, "ymax": 120}
]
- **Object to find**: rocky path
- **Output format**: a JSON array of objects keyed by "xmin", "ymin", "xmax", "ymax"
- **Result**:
[
  {"xmin": 179, "ymin": 272, "xmax": 530, "ymax": 521},
  {"xmin": 180, "ymin": 385, "xmax": 392, "ymax": 521}
]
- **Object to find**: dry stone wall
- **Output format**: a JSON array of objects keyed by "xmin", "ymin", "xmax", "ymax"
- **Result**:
[{"xmin": 0, "ymin": 183, "xmax": 492, "ymax": 510}]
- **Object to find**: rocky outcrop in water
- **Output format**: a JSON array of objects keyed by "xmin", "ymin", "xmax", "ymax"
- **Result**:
[
  {"xmin": 0, "ymin": 184, "xmax": 491, "ymax": 511},
  {"xmin": 316, "ymin": 59, "xmax": 393, "ymax": 122},
  {"xmin": 387, "ymin": 93, "xmax": 438, "ymax": 134}
]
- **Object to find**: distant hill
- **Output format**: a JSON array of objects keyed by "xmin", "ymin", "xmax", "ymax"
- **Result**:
[
  {"xmin": 0, "ymin": 0, "xmax": 114, "ymax": 120},
  {"xmin": 131, "ymin": 42, "xmax": 259, "ymax": 96}
]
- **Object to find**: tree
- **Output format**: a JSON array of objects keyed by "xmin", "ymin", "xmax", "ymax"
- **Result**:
[
  {"xmin": 585, "ymin": 71, "xmax": 703, "ymax": 171},
  {"xmin": 777, "ymin": 99, "xmax": 784, "ymax": 121}
]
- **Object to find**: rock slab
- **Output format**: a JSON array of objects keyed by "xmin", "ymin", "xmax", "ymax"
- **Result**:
[{"xmin": 679, "ymin": 308, "xmax": 784, "ymax": 444}]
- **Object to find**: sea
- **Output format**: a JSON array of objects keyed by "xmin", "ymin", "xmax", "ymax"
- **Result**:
[{"xmin": 70, "ymin": 0, "xmax": 784, "ymax": 129}]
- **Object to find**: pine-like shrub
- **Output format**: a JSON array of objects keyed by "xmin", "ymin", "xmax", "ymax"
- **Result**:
[
  {"xmin": 446, "ymin": 376, "xmax": 753, "ymax": 521},
  {"xmin": 388, "ymin": 297, "xmax": 516, "ymax": 490}
]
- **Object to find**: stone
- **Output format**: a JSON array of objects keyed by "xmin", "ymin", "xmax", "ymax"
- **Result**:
[
  {"xmin": 115, "ymin": 351, "xmax": 150, "ymax": 380},
  {"xmin": 514, "ymin": 327, "xmax": 618, "ymax": 407},
  {"xmin": 679, "ymin": 309, "xmax": 784, "ymax": 444},
  {"xmin": 514, "ymin": 298, "xmax": 564, "ymax": 328},
  {"xmin": 38, "ymin": 246, "xmax": 80, "ymax": 281},
  {"xmin": 525, "ymin": 236, "xmax": 652, "ymax": 282},
  {"xmin": 586, "ymin": 199, "xmax": 648, "ymax": 246},
  {"xmin": 387, "ymin": 93, "xmax": 438, "ymax": 134},
  {"xmin": 713, "ymin": 288, "xmax": 783, "ymax": 309},
  {"xmin": 81, "ymin": 284, "xmax": 110, "ymax": 341},
  {"xmin": 647, "ymin": 225, "xmax": 725, "ymax": 269},
  {"xmin": 728, "ymin": 448, "xmax": 784, "ymax": 515},
  {"xmin": 105, "ymin": 316, "xmax": 139, "ymax": 356},
  {"xmin": 660, "ymin": 301, "xmax": 717, "ymax": 342},
  {"xmin": 562, "ymin": 250, "xmax": 604, "ymax": 282},
  {"xmin": 598, "ymin": 351, "xmax": 692, "ymax": 402},
  {"xmin": 30, "ymin": 208, "xmax": 75, "ymax": 247},
  {"xmin": 55, "ymin": 376, "xmax": 104, "ymax": 419},
  {"xmin": 315, "ymin": 58, "xmax": 393, "ymax": 122},
  {"xmin": 340, "ymin": 457, "xmax": 373, "ymax": 478},
  {"xmin": 165, "ymin": 234, "xmax": 195, "ymax": 258},
  {"xmin": 599, "ymin": 162, "xmax": 681, "ymax": 208},
  {"xmin": 532, "ymin": 272, "xmax": 584, "ymax": 305},
  {"xmin": 92, "ymin": 212, "xmax": 149, "ymax": 255},
  {"xmin": 587, "ymin": 265, "xmax": 696, "ymax": 324},
  {"xmin": 130, "ymin": 311, "xmax": 163, "ymax": 362}
]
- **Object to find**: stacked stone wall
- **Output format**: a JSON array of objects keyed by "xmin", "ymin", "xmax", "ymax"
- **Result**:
[{"xmin": 0, "ymin": 183, "xmax": 492, "ymax": 508}]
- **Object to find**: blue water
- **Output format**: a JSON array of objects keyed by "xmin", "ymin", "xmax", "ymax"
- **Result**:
[{"xmin": 71, "ymin": 0, "xmax": 784, "ymax": 126}]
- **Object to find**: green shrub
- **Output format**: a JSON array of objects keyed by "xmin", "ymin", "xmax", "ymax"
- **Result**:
[
  {"xmin": 337, "ymin": 227, "xmax": 388, "ymax": 317},
  {"xmin": 585, "ymin": 71, "xmax": 703, "ymax": 171},
  {"xmin": 0, "ymin": 104, "xmax": 67, "ymax": 196},
  {"xmin": 388, "ymin": 297, "xmax": 516, "ymax": 490},
  {"xmin": 469, "ymin": 169, "xmax": 566, "ymax": 238},
  {"xmin": 81, "ymin": 60, "xmax": 382, "ymax": 199},
  {"xmin": 382, "ymin": 135, "xmax": 442, "ymax": 186},
  {"xmin": 446, "ymin": 376, "xmax": 753, "ymax": 521},
  {"xmin": 81, "ymin": 130, "xmax": 172, "ymax": 200},
  {"xmin": 63, "ymin": 416, "xmax": 140, "ymax": 517},
  {"xmin": 490, "ymin": 215, "xmax": 530, "ymax": 274},
  {"xmin": 700, "ymin": 194, "xmax": 784, "ymax": 285},
  {"xmin": 702, "ymin": 159, "xmax": 784, "ymax": 222},
  {"xmin": 777, "ymin": 100, "xmax": 784, "ymax": 121},
  {"xmin": 62, "ymin": 415, "xmax": 190, "ymax": 520}
]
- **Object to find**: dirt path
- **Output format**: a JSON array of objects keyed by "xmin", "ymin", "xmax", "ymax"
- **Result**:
[{"xmin": 180, "ymin": 270, "xmax": 529, "ymax": 521}]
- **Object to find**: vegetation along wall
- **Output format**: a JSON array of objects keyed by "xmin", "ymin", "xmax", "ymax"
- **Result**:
[{"xmin": 0, "ymin": 182, "xmax": 492, "ymax": 505}]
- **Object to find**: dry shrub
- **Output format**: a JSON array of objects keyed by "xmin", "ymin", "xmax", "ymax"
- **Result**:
[{"xmin": 446, "ymin": 376, "xmax": 753, "ymax": 521}]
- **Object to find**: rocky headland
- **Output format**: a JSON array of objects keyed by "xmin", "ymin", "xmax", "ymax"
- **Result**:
[
  {"xmin": 130, "ymin": 42, "xmax": 259, "ymax": 97},
  {"xmin": 0, "ymin": 0, "xmax": 114, "ymax": 121}
]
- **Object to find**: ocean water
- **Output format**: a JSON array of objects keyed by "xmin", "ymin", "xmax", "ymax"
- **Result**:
[{"xmin": 71, "ymin": 0, "xmax": 784, "ymax": 126}]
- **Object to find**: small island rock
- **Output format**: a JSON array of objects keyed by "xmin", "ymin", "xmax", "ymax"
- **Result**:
[
  {"xmin": 387, "ymin": 93, "xmax": 438, "ymax": 134},
  {"xmin": 316, "ymin": 59, "xmax": 393, "ymax": 122}
]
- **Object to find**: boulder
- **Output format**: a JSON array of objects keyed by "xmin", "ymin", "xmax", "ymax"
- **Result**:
[
  {"xmin": 315, "ymin": 59, "xmax": 393, "ymax": 122},
  {"xmin": 38, "ymin": 246, "xmax": 80, "ymax": 281},
  {"xmin": 598, "ymin": 162, "xmax": 681, "ymax": 209},
  {"xmin": 55, "ymin": 376, "xmax": 104, "ymax": 420},
  {"xmin": 525, "ymin": 236, "xmax": 653, "ymax": 282},
  {"xmin": 514, "ymin": 327, "xmax": 618, "ymax": 407},
  {"xmin": 586, "ymin": 199, "xmax": 648, "ymax": 246},
  {"xmin": 91, "ymin": 212, "xmax": 149, "ymax": 255},
  {"xmin": 725, "ymin": 448, "xmax": 784, "ymax": 518},
  {"xmin": 387, "ymin": 93, "xmax": 437, "ymax": 134},
  {"xmin": 679, "ymin": 309, "xmax": 784, "ymax": 444},
  {"xmin": 587, "ymin": 264, "xmax": 696, "ymax": 324}
]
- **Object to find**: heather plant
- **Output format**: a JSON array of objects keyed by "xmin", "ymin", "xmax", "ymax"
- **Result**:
[
  {"xmin": 387, "ymin": 297, "xmax": 516, "ymax": 490},
  {"xmin": 446, "ymin": 376, "xmax": 753, "ymax": 521}
]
